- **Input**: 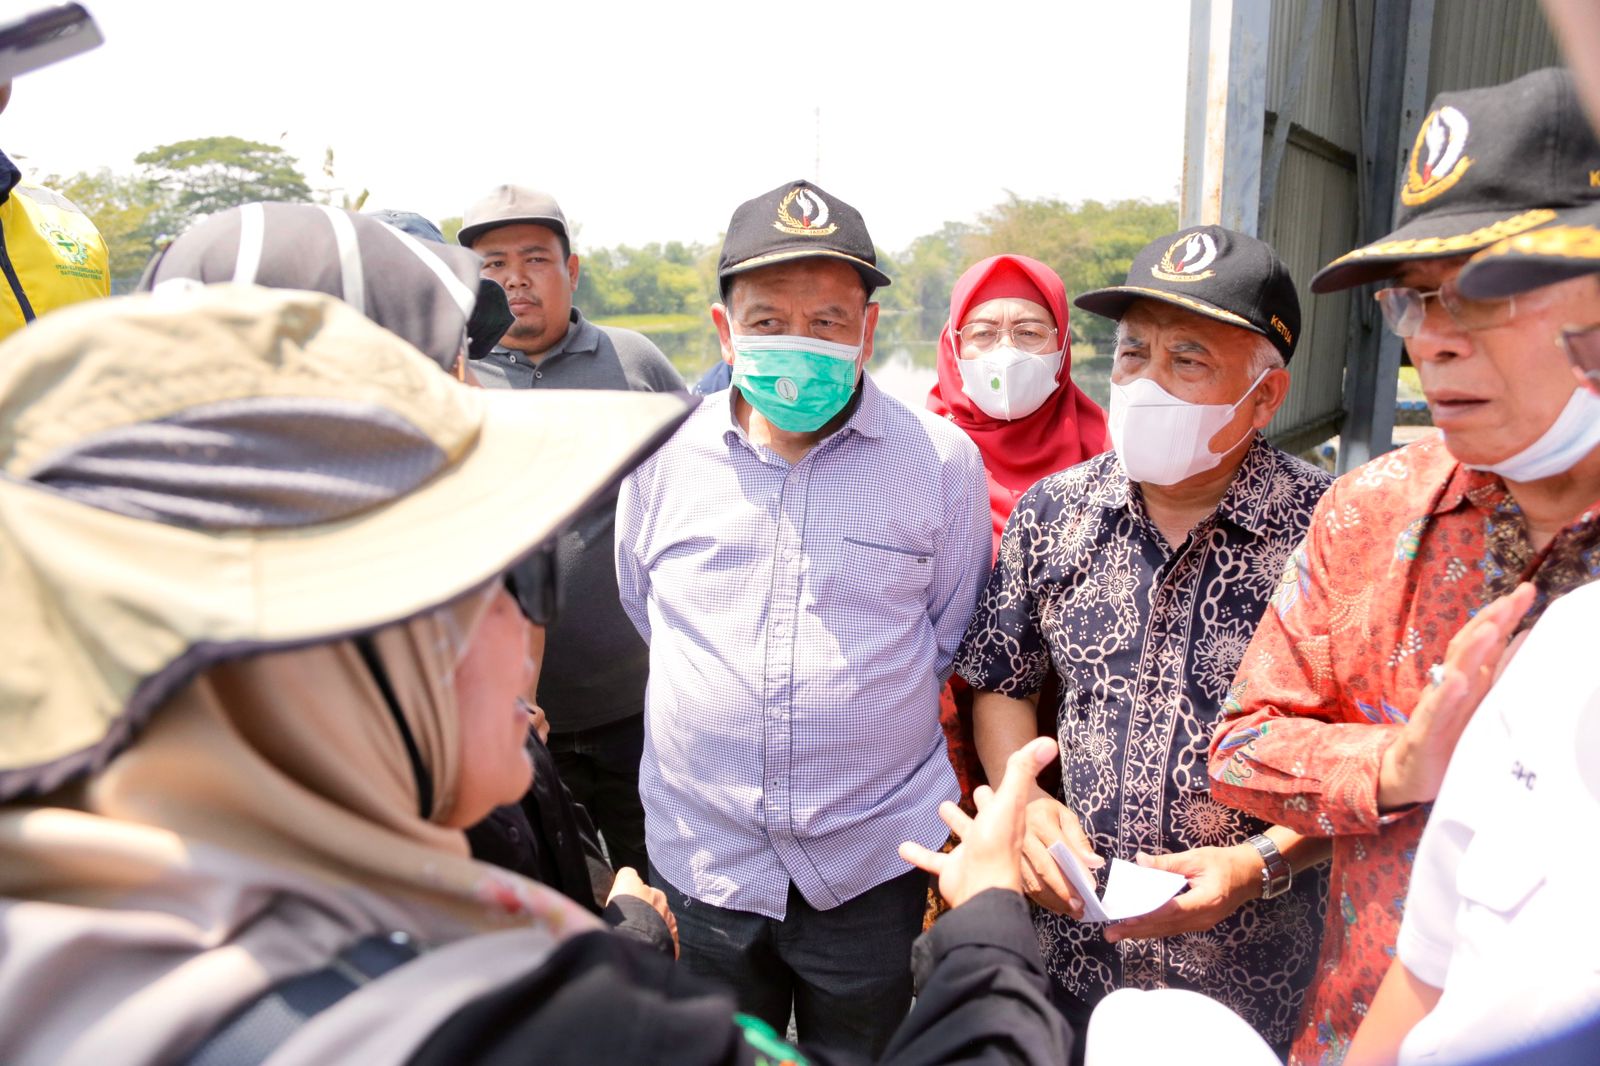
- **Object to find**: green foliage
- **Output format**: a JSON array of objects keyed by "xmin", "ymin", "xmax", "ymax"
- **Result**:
[
  {"xmin": 571, "ymin": 197, "xmax": 1174, "ymax": 347},
  {"xmin": 49, "ymin": 135, "xmax": 332, "ymax": 287},
  {"xmin": 134, "ymin": 136, "xmax": 312, "ymax": 240},
  {"xmin": 576, "ymin": 241, "xmax": 718, "ymax": 317},
  {"xmin": 41, "ymin": 141, "xmax": 1177, "ymax": 338},
  {"xmin": 876, "ymin": 221, "xmax": 978, "ymax": 314},
  {"xmin": 438, "ymin": 216, "xmax": 463, "ymax": 245},
  {"xmin": 966, "ymin": 194, "xmax": 1178, "ymax": 347}
]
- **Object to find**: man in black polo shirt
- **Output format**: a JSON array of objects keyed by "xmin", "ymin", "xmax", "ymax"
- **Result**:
[{"xmin": 459, "ymin": 184, "xmax": 683, "ymax": 876}]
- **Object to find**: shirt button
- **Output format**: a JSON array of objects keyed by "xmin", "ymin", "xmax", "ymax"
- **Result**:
[{"xmin": 534, "ymin": 370, "xmax": 542, "ymax": 379}]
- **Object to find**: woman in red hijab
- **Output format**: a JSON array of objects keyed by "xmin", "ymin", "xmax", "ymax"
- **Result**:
[{"xmin": 927, "ymin": 254, "xmax": 1108, "ymax": 799}]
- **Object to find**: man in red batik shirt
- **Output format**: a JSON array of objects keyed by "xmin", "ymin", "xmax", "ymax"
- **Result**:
[{"xmin": 1209, "ymin": 67, "xmax": 1600, "ymax": 1065}]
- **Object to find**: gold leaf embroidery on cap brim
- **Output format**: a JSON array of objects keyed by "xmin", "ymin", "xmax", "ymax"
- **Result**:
[
  {"xmin": 1326, "ymin": 209, "xmax": 1557, "ymax": 265},
  {"xmin": 1102, "ymin": 286, "xmax": 1256, "ymax": 329},
  {"xmin": 1473, "ymin": 224, "xmax": 1600, "ymax": 261}
]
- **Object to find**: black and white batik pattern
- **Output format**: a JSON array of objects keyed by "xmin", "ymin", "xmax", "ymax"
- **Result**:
[{"xmin": 954, "ymin": 437, "xmax": 1332, "ymax": 1046}]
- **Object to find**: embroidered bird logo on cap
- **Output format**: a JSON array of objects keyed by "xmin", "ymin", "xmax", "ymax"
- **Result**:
[
  {"xmin": 1403, "ymin": 106, "xmax": 1473, "ymax": 205},
  {"xmin": 1153, "ymin": 231, "xmax": 1218, "ymax": 282},
  {"xmin": 774, "ymin": 187, "xmax": 838, "ymax": 236}
]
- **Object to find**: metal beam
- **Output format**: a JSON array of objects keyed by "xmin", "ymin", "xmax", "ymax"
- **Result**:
[
  {"xmin": 1182, "ymin": 0, "xmax": 1272, "ymax": 234},
  {"xmin": 1338, "ymin": 0, "xmax": 1435, "ymax": 474}
]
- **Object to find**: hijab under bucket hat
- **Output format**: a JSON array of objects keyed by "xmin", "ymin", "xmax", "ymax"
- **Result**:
[{"xmin": 0, "ymin": 283, "xmax": 694, "ymax": 801}]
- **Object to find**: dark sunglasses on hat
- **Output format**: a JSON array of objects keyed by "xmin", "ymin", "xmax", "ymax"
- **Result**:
[{"xmin": 504, "ymin": 546, "xmax": 559, "ymax": 627}]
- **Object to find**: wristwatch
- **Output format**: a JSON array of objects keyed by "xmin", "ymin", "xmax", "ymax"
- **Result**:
[{"xmin": 1248, "ymin": 833, "xmax": 1292, "ymax": 899}]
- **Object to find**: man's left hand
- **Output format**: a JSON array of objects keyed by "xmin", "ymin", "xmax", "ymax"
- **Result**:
[{"xmin": 1101, "ymin": 844, "xmax": 1261, "ymax": 943}]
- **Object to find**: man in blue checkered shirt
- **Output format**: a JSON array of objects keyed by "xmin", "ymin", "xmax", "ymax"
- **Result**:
[{"xmin": 616, "ymin": 180, "xmax": 991, "ymax": 1059}]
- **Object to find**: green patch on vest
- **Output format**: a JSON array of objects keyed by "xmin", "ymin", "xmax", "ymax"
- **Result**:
[
  {"xmin": 734, "ymin": 1013, "xmax": 810, "ymax": 1066},
  {"xmin": 38, "ymin": 222, "xmax": 89, "ymax": 266}
]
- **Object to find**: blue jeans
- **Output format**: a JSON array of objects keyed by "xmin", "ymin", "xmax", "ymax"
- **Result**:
[{"xmin": 651, "ymin": 864, "xmax": 928, "ymax": 1060}]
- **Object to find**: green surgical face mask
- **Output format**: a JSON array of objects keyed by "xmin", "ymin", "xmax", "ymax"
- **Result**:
[{"xmin": 729, "ymin": 332, "xmax": 863, "ymax": 433}]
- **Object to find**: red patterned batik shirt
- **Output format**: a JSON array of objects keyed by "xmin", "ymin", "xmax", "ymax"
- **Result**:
[{"xmin": 1209, "ymin": 434, "xmax": 1600, "ymax": 1065}]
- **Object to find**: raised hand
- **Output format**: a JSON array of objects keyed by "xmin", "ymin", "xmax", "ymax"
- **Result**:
[
  {"xmin": 900, "ymin": 736, "xmax": 1060, "ymax": 910},
  {"xmin": 607, "ymin": 866, "xmax": 679, "ymax": 957},
  {"xmin": 1378, "ymin": 582, "xmax": 1536, "ymax": 809}
]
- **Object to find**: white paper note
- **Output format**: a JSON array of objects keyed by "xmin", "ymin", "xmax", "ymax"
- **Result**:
[{"xmin": 1049, "ymin": 842, "xmax": 1188, "ymax": 923}]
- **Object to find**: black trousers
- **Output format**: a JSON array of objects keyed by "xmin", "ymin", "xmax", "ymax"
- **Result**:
[{"xmin": 546, "ymin": 713, "xmax": 649, "ymax": 875}]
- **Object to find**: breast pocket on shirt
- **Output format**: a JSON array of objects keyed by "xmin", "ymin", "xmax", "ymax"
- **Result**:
[{"xmin": 837, "ymin": 535, "xmax": 935, "ymax": 606}]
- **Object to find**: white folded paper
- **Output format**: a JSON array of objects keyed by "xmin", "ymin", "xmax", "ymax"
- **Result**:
[{"xmin": 1049, "ymin": 842, "xmax": 1188, "ymax": 923}]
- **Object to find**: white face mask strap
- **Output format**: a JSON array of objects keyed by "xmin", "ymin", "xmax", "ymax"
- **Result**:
[{"xmin": 1227, "ymin": 366, "xmax": 1274, "ymax": 416}]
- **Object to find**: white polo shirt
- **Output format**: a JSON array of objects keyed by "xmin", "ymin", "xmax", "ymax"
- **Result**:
[{"xmin": 1397, "ymin": 581, "xmax": 1600, "ymax": 1064}]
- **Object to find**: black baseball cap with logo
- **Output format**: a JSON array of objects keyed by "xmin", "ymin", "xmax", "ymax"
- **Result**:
[
  {"xmin": 716, "ymin": 179, "xmax": 891, "ymax": 298},
  {"xmin": 1312, "ymin": 67, "xmax": 1600, "ymax": 294},
  {"xmin": 1074, "ymin": 225, "xmax": 1301, "ymax": 363}
]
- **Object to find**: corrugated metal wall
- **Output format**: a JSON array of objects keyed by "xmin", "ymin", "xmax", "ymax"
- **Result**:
[
  {"xmin": 1428, "ymin": 0, "xmax": 1560, "ymax": 96},
  {"xmin": 1260, "ymin": 0, "xmax": 1365, "ymax": 450},
  {"xmin": 1251, "ymin": 0, "xmax": 1560, "ymax": 452}
]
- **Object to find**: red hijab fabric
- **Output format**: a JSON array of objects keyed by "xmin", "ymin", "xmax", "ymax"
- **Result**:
[{"xmin": 926, "ymin": 254, "xmax": 1109, "ymax": 553}]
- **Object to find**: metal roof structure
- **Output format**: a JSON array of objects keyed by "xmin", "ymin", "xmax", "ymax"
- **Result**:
[{"xmin": 1182, "ymin": 0, "xmax": 1560, "ymax": 471}]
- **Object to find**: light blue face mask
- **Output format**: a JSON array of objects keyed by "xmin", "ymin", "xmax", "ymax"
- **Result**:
[
  {"xmin": 728, "ymin": 332, "xmax": 863, "ymax": 433},
  {"xmin": 1464, "ymin": 386, "xmax": 1600, "ymax": 482}
]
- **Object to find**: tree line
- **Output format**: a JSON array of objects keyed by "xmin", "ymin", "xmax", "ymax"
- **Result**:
[{"xmin": 46, "ymin": 136, "xmax": 1176, "ymax": 344}]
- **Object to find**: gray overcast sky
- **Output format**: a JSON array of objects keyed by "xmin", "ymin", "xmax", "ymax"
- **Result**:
[{"xmin": 1, "ymin": 0, "xmax": 1191, "ymax": 251}]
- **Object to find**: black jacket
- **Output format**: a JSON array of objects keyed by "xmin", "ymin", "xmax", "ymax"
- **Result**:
[
  {"xmin": 466, "ymin": 735, "xmax": 674, "ymax": 955},
  {"xmin": 410, "ymin": 889, "xmax": 1071, "ymax": 1065}
]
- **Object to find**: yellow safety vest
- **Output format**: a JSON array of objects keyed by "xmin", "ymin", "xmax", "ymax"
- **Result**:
[{"xmin": 0, "ymin": 181, "xmax": 109, "ymax": 341}]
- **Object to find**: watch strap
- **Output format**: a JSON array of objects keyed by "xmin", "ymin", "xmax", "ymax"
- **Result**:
[{"xmin": 1248, "ymin": 833, "xmax": 1292, "ymax": 899}]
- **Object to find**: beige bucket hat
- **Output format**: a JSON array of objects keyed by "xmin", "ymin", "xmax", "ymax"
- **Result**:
[{"xmin": 0, "ymin": 283, "xmax": 693, "ymax": 800}]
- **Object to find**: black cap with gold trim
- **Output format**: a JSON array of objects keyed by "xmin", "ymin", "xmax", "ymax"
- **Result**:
[
  {"xmin": 717, "ymin": 179, "xmax": 891, "ymax": 297},
  {"xmin": 1457, "ymin": 202, "xmax": 1600, "ymax": 299},
  {"xmin": 1074, "ymin": 224, "xmax": 1301, "ymax": 363},
  {"xmin": 1312, "ymin": 67, "xmax": 1600, "ymax": 294}
]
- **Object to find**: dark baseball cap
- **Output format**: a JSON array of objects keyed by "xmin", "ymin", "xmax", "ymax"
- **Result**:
[
  {"xmin": 1457, "ymin": 202, "xmax": 1600, "ymax": 299},
  {"xmin": 458, "ymin": 185, "xmax": 569, "ymax": 250},
  {"xmin": 364, "ymin": 208, "xmax": 513, "ymax": 360},
  {"xmin": 1312, "ymin": 67, "xmax": 1600, "ymax": 294},
  {"xmin": 717, "ymin": 179, "xmax": 891, "ymax": 296},
  {"xmin": 366, "ymin": 209, "xmax": 447, "ymax": 244},
  {"xmin": 1074, "ymin": 225, "xmax": 1301, "ymax": 363}
]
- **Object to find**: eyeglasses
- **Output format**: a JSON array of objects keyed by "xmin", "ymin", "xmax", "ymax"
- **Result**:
[
  {"xmin": 957, "ymin": 322, "xmax": 1059, "ymax": 355},
  {"xmin": 1560, "ymin": 323, "xmax": 1600, "ymax": 386},
  {"xmin": 1373, "ymin": 283, "xmax": 1516, "ymax": 338}
]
